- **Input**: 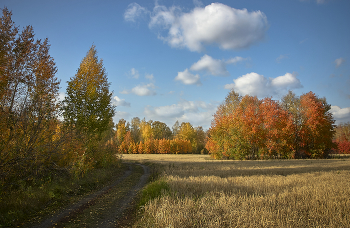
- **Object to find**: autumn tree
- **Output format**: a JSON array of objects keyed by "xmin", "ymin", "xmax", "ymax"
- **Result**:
[
  {"xmin": 130, "ymin": 117, "xmax": 141, "ymax": 143},
  {"xmin": 281, "ymin": 91, "xmax": 335, "ymax": 158},
  {"xmin": 63, "ymin": 45, "xmax": 115, "ymax": 137},
  {"xmin": 206, "ymin": 90, "xmax": 335, "ymax": 160},
  {"xmin": 63, "ymin": 45, "xmax": 115, "ymax": 167},
  {"xmin": 0, "ymin": 8, "xmax": 61, "ymax": 187},
  {"xmin": 140, "ymin": 119, "xmax": 154, "ymax": 142},
  {"xmin": 152, "ymin": 120, "xmax": 172, "ymax": 140},
  {"xmin": 115, "ymin": 119, "xmax": 127, "ymax": 145},
  {"xmin": 177, "ymin": 122, "xmax": 197, "ymax": 152}
]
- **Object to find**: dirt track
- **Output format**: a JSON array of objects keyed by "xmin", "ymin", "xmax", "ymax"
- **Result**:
[{"xmin": 34, "ymin": 163, "xmax": 149, "ymax": 228}]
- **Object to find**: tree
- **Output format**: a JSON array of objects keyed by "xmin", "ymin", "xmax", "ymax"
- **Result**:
[
  {"xmin": 152, "ymin": 120, "xmax": 172, "ymax": 140},
  {"xmin": 177, "ymin": 122, "xmax": 197, "ymax": 152},
  {"xmin": 131, "ymin": 117, "xmax": 141, "ymax": 143},
  {"xmin": 63, "ymin": 45, "xmax": 115, "ymax": 137},
  {"xmin": 0, "ymin": 8, "xmax": 61, "ymax": 187},
  {"xmin": 115, "ymin": 119, "xmax": 127, "ymax": 145},
  {"xmin": 172, "ymin": 120, "xmax": 180, "ymax": 138}
]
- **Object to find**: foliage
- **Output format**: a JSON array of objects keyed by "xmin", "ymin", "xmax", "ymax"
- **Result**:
[
  {"xmin": 62, "ymin": 45, "xmax": 116, "ymax": 170},
  {"xmin": 0, "ymin": 7, "xmax": 63, "ymax": 190},
  {"xmin": 206, "ymin": 90, "xmax": 335, "ymax": 160},
  {"xmin": 333, "ymin": 122, "xmax": 350, "ymax": 154},
  {"xmin": 63, "ymin": 45, "xmax": 115, "ymax": 137}
]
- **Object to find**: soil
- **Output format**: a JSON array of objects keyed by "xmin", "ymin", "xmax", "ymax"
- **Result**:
[{"xmin": 33, "ymin": 163, "xmax": 150, "ymax": 228}]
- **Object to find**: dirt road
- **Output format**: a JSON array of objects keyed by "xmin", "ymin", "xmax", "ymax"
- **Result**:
[{"xmin": 34, "ymin": 163, "xmax": 149, "ymax": 228}]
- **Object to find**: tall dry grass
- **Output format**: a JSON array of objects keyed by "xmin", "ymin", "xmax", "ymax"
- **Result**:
[{"xmin": 123, "ymin": 155, "xmax": 350, "ymax": 227}]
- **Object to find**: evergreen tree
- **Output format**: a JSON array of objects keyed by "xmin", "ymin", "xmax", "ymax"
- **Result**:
[{"xmin": 63, "ymin": 45, "xmax": 115, "ymax": 137}]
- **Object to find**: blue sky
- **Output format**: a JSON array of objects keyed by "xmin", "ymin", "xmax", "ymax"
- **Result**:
[{"xmin": 3, "ymin": 0, "xmax": 350, "ymax": 129}]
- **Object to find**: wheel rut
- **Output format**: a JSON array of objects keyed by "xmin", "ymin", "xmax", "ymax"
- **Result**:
[{"xmin": 34, "ymin": 163, "xmax": 149, "ymax": 228}]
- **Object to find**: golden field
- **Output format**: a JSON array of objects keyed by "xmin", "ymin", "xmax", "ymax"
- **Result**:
[{"xmin": 122, "ymin": 154, "xmax": 350, "ymax": 227}]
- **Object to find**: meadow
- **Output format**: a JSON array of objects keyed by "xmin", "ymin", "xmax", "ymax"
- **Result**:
[{"xmin": 123, "ymin": 154, "xmax": 350, "ymax": 227}]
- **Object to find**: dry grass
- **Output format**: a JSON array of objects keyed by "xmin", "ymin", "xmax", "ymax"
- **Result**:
[{"xmin": 122, "ymin": 155, "xmax": 350, "ymax": 228}]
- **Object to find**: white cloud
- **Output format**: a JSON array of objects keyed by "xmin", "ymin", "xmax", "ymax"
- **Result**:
[
  {"xmin": 120, "ymin": 83, "xmax": 156, "ymax": 96},
  {"xmin": 131, "ymin": 83, "xmax": 156, "ymax": 96},
  {"xmin": 175, "ymin": 69, "xmax": 202, "ymax": 85},
  {"xmin": 190, "ymin": 55, "xmax": 228, "ymax": 76},
  {"xmin": 124, "ymin": 3, "xmax": 149, "ymax": 22},
  {"xmin": 112, "ymin": 96, "xmax": 130, "ymax": 107},
  {"xmin": 190, "ymin": 55, "xmax": 249, "ymax": 76},
  {"xmin": 147, "ymin": 3, "xmax": 268, "ymax": 52},
  {"xmin": 144, "ymin": 99, "xmax": 218, "ymax": 129},
  {"xmin": 130, "ymin": 68, "xmax": 139, "ymax": 79},
  {"xmin": 330, "ymin": 106, "xmax": 350, "ymax": 124},
  {"xmin": 225, "ymin": 72, "xmax": 303, "ymax": 97},
  {"xmin": 335, "ymin": 58, "xmax": 345, "ymax": 68}
]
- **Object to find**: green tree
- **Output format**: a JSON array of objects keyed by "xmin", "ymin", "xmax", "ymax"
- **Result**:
[
  {"xmin": 152, "ymin": 120, "xmax": 172, "ymax": 140},
  {"xmin": 63, "ymin": 45, "xmax": 115, "ymax": 137}
]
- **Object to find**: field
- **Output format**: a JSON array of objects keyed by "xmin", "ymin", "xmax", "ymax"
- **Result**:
[{"xmin": 122, "ymin": 154, "xmax": 350, "ymax": 227}]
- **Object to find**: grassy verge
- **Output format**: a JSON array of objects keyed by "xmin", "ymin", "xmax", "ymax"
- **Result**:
[{"xmin": 0, "ymin": 162, "xmax": 126, "ymax": 227}]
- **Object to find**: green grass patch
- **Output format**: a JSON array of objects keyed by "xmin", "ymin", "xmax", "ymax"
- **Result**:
[
  {"xmin": 138, "ymin": 179, "xmax": 170, "ymax": 208},
  {"xmin": 0, "ymin": 163, "xmax": 125, "ymax": 227}
]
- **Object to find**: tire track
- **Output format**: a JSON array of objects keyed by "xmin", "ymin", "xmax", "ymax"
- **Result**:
[{"xmin": 34, "ymin": 163, "xmax": 149, "ymax": 228}]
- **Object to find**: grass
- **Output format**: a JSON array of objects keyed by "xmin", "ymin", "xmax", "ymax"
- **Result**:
[
  {"xmin": 0, "ymin": 163, "xmax": 125, "ymax": 227},
  {"xmin": 122, "ymin": 154, "xmax": 350, "ymax": 228}
]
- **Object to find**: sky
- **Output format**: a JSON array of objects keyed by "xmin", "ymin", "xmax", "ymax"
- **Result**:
[{"xmin": 2, "ymin": 0, "xmax": 350, "ymax": 129}]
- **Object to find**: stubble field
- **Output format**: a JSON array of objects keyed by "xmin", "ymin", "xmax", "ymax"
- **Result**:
[{"xmin": 122, "ymin": 154, "xmax": 350, "ymax": 228}]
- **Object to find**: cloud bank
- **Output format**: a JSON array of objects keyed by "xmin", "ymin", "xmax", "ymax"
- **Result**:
[
  {"xmin": 225, "ymin": 72, "xmax": 303, "ymax": 97},
  {"xmin": 125, "ymin": 2, "xmax": 269, "ymax": 52}
]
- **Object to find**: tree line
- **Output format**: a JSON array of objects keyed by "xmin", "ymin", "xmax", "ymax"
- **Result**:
[
  {"xmin": 114, "ymin": 118, "xmax": 207, "ymax": 154},
  {"xmin": 206, "ymin": 90, "xmax": 336, "ymax": 159}
]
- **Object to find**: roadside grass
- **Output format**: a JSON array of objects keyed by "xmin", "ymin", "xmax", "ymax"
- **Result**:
[
  {"xmin": 0, "ymin": 162, "xmax": 125, "ymax": 227},
  {"xmin": 123, "ymin": 155, "xmax": 350, "ymax": 228}
]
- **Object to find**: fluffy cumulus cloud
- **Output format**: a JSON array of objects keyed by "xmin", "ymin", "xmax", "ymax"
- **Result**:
[
  {"xmin": 330, "ymin": 106, "xmax": 350, "ymax": 124},
  {"xmin": 144, "ymin": 99, "xmax": 218, "ymax": 129},
  {"xmin": 175, "ymin": 69, "xmax": 202, "ymax": 85},
  {"xmin": 112, "ymin": 96, "xmax": 130, "ymax": 107},
  {"xmin": 225, "ymin": 72, "xmax": 303, "ymax": 97},
  {"xmin": 335, "ymin": 58, "xmax": 345, "ymax": 68},
  {"xmin": 126, "ymin": 2, "xmax": 269, "ymax": 52},
  {"xmin": 120, "ymin": 83, "xmax": 156, "ymax": 96},
  {"xmin": 190, "ymin": 55, "xmax": 228, "ymax": 76},
  {"xmin": 190, "ymin": 55, "xmax": 249, "ymax": 76},
  {"xmin": 124, "ymin": 3, "xmax": 149, "ymax": 22}
]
